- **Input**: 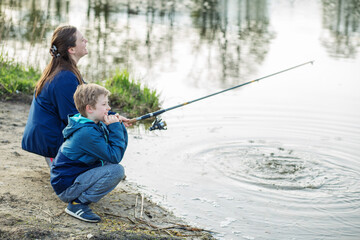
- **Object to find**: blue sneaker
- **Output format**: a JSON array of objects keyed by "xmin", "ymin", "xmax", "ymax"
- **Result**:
[{"xmin": 65, "ymin": 202, "xmax": 101, "ymax": 223}]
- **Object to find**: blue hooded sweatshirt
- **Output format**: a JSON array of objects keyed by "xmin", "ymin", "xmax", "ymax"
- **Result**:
[{"xmin": 50, "ymin": 113, "xmax": 128, "ymax": 195}]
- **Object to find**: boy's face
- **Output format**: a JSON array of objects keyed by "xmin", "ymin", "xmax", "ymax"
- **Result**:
[{"xmin": 90, "ymin": 94, "xmax": 110, "ymax": 123}]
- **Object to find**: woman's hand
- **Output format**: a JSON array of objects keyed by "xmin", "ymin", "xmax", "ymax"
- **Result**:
[{"xmin": 115, "ymin": 113, "xmax": 132, "ymax": 127}]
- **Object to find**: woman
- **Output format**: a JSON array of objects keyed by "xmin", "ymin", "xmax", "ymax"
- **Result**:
[
  {"xmin": 22, "ymin": 26, "xmax": 87, "ymax": 165},
  {"xmin": 22, "ymin": 25, "xmax": 129, "ymax": 166}
]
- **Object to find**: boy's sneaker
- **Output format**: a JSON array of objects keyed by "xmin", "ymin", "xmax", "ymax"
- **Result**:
[{"xmin": 65, "ymin": 202, "xmax": 101, "ymax": 223}]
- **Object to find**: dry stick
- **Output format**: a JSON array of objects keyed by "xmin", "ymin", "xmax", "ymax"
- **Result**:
[
  {"xmin": 34, "ymin": 205, "xmax": 53, "ymax": 223},
  {"xmin": 161, "ymin": 225, "xmax": 205, "ymax": 231},
  {"xmin": 163, "ymin": 229, "xmax": 174, "ymax": 237},
  {"xmin": 135, "ymin": 217, "xmax": 175, "ymax": 232},
  {"xmin": 134, "ymin": 217, "xmax": 205, "ymax": 237},
  {"xmin": 140, "ymin": 193, "xmax": 144, "ymax": 218},
  {"xmin": 135, "ymin": 217, "xmax": 159, "ymax": 229},
  {"xmin": 102, "ymin": 212, "xmax": 136, "ymax": 224},
  {"xmin": 135, "ymin": 216, "xmax": 174, "ymax": 236},
  {"xmin": 134, "ymin": 195, "xmax": 138, "ymax": 218},
  {"xmin": 54, "ymin": 211, "xmax": 64, "ymax": 217},
  {"xmin": 126, "ymin": 216, "xmax": 137, "ymax": 225},
  {"xmin": 163, "ymin": 222, "xmax": 215, "ymax": 233},
  {"xmin": 37, "ymin": 204, "xmax": 52, "ymax": 218},
  {"xmin": 34, "ymin": 202, "xmax": 63, "ymax": 218},
  {"xmin": 103, "ymin": 195, "xmax": 207, "ymax": 236}
]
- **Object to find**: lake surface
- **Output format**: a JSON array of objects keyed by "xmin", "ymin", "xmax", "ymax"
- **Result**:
[{"xmin": 1, "ymin": 0, "xmax": 360, "ymax": 239}]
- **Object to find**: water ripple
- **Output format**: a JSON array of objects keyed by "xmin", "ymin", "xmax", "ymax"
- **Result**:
[{"xmin": 193, "ymin": 139, "xmax": 360, "ymax": 201}]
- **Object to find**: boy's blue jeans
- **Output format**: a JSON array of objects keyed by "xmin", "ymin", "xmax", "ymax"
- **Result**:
[{"xmin": 57, "ymin": 163, "xmax": 125, "ymax": 204}]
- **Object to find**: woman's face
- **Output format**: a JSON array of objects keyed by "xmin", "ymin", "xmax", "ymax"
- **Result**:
[{"xmin": 69, "ymin": 30, "xmax": 88, "ymax": 63}]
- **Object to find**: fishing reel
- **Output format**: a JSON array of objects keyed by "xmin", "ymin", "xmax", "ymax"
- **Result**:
[{"xmin": 149, "ymin": 116, "xmax": 167, "ymax": 131}]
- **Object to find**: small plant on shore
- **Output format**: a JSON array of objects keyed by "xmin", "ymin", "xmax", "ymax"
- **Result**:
[
  {"xmin": 101, "ymin": 69, "xmax": 161, "ymax": 117},
  {"xmin": 0, "ymin": 53, "xmax": 40, "ymax": 100}
]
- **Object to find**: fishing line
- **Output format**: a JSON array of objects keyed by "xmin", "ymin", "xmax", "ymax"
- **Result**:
[{"xmin": 129, "ymin": 61, "xmax": 314, "ymax": 130}]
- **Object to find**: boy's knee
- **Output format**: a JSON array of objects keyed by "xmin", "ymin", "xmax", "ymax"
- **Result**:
[{"xmin": 112, "ymin": 164, "xmax": 125, "ymax": 181}]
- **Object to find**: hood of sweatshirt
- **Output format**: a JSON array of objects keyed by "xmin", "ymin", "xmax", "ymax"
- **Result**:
[{"xmin": 62, "ymin": 113, "xmax": 96, "ymax": 139}]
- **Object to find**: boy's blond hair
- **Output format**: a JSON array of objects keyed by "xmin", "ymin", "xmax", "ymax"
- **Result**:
[{"xmin": 74, "ymin": 83, "xmax": 110, "ymax": 117}]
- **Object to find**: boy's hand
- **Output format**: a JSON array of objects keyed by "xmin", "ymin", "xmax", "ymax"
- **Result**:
[
  {"xmin": 104, "ymin": 115, "xmax": 119, "ymax": 125},
  {"xmin": 115, "ymin": 113, "xmax": 132, "ymax": 127}
]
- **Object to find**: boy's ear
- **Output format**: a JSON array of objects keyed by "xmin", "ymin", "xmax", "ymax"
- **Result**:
[{"xmin": 85, "ymin": 104, "xmax": 94, "ymax": 113}]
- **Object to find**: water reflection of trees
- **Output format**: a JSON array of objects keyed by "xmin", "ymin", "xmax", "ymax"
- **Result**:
[
  {"xmin": 0, "ymin": 0, "xmax": 68, "ymax": 67},
  {"xmin": 0, "ymin": 0, "xmax": 66, "ymax": 43},
  {"xmin": 1, "ymin": 0, "xmax": 274, "ymax": 88},
  {"xmin": 189, "ymin": 0, "xmax": 274, "ymax": 87},
  {"xmin": 321, "ymin": 0, "xmax": 360, "ymax": 59},
  {"xmin": 83, "ymin": 0, "xmax": 178, "ymax": 82}
]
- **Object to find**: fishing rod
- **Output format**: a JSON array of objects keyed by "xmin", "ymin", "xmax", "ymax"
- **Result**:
[{"xmin": 129, "ymin": 60, "xmax": 314, "ymax": 130}]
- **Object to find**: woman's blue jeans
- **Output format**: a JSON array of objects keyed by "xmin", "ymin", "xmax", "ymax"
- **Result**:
[{"xmin": 57, "ymin": 163, "xmax": 125, "ymax": 204}]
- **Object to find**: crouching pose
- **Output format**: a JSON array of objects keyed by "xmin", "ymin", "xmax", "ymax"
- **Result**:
[{"xmin": 50, "ymin": 83, "xmax": 128, "ymax": 223}]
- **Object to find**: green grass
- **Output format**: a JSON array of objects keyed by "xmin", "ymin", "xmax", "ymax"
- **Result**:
[
  {"xmin": 0, "ymin": 53, "xmax": 40, "ymax": 100},
  {"xmin": 0, "ymin": 54, "xmax": 161, "ymax": 116},
  {"xmin": 100, "ymin": 69, "xmax": 161, "ymax": 117}
]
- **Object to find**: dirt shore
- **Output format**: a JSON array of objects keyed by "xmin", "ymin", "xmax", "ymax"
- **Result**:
[{"xmin": 0, "ymin": 101, "xmax": 214, "ymax": 240}]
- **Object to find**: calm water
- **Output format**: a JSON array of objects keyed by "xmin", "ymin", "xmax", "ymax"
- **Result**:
[{"xmin": 2, "ymin": 0, "xmax": 360, "ymax": 239}]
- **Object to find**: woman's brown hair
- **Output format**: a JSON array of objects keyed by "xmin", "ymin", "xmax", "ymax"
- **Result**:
[{"xmin": 35, "ymin": 25, "xmax": 83, "ymax": 97}]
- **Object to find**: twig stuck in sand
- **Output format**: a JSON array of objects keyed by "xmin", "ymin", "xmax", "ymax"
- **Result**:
[
  {"xmin": 134, "ymin": 195, "xmax": 138, "ymax": 218},
  {"xmin": 140, "ymin": 193, "xmax": 144, "ymax": 218}
]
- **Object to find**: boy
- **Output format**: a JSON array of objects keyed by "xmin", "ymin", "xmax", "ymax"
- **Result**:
[{"xmin": 50, "ymin": 83, "xmax": 128, "ymax": 223}]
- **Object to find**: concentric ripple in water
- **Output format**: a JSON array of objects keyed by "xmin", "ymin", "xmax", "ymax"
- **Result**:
[
  {"xmin": 188, "ymin": 139, "xmax": 360, "ymax": 238},
  {"xmin": 195, "ymin": 140, "xmax": 356, "ymax": 192}
]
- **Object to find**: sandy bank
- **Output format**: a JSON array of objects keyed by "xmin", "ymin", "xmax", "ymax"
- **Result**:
[{"xmin": 0, "ymin": 101, "xmax": 214, "ymax": 240}]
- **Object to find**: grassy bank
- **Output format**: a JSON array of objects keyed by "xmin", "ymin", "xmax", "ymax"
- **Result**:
[
  {"xmin": 101, "ymin": 69, "xmax": 160, "ymax": 117},
  {"xmin": 0, "ymin": 54, "xmax": 161, "ymax": 116},
  {"xmin": 0, "ymin": 53, "xmax": 40, "ymax": 101}
]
